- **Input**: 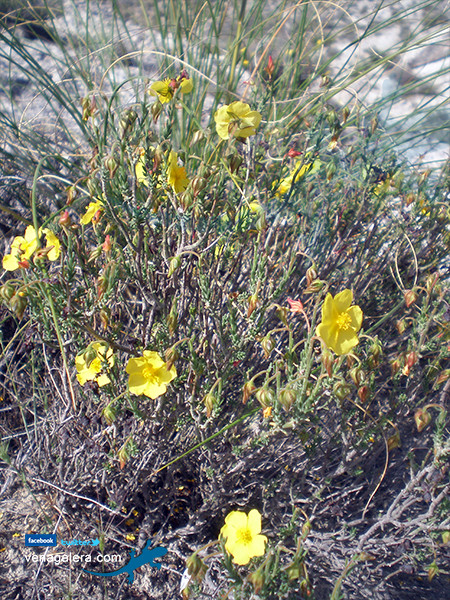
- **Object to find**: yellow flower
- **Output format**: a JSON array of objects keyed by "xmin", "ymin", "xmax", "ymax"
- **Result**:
[
  {"xmin": 81, "ymin": 198, "xmax": 103, "ymax": 225},
  {"xmin": 149, "ymin": 78, "xmax": 174, "ymax": 104},
  {"xmin": 179, "ymin": 77, "xmax": 193, "ymax": 94},
  {"xmin": 315, "ymin": 289, "xmax": 363, "ymax": 355},
  {"xmin": 149, "ymin": 72, "xmax": 193, "ymax": 104},
  {"xmin": 135, "ymin": 147, "xmax": 149, "ymax": 187},
  {"xmin": 75, "ymin": 342, "xmax": 114, "ymax": 387},
  {"xmin": 220, "ymin": 509, "xmax": 267, "ymax": 565},
  {"xmin": 2, "ymin": 225, "xmax": 60, "ymax": 271},
  {"xmin": 126, "ymin": 350, "xmax": 177, "ymax": 399},
  {"xmin": 274, "ymin": 158, "xmax": 321, "ymax": 196},
  {"xmin": 42, "ymin": 228, "xmax": 61, "ymax": 261},
  {"xmin": 214, "ymin": 101, "xmax": 262, "ymax": 140},
  {"xmin": 167, "ymin": 151, "xmax": 190, "ymax": 193}
]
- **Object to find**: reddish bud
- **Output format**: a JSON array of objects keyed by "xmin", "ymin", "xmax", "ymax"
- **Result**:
[
  {"xmin": 404, "ymin": 289, "xmax": 417, "ymax": 308},
  {"xmin": 287, "ymin": 297, "xmax": 303, "ymax": 313},
  {"xmin": 415, "ymin": 408, "xmax": 431, "ymax": 432},
  {"xmin": 102, "ymin": 234, "xmax": 112, "ymax": 254},
  {"xmin": 358, "ymin": 385, "xmax": 369, "ymax": 403}
]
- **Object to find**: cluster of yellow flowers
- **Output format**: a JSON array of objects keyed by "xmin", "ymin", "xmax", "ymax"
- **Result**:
[
  {"xmin": 75, "ymin": 345, "xmax": 177, "ymax": 399},
  {"xmin": 2, "ymin": 225, "xmax": 61, "ymax": 271}
]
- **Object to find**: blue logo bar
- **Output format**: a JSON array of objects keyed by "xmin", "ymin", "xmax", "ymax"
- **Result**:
[{"xmin": 25, "ymin": 534, "xmax": 57, "ymax": 547}]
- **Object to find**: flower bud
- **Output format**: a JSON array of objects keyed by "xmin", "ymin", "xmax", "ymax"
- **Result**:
[
  {"xmin": 167, "ymin": 297, "xmax": 178, "ymax": 336},
  {"xmin": 88, "ymin": 246, "xmax": 103, "ymax": 262},
  {"xmin": 247, "ymin": 293, "xmax": 258, "ymax": 318},
  {"xmin": 306, "ymin": 265, "xmax": 318, "ymax": 286},
  {"xmin": 305, "ymin": 279, "xmax": 325, "ymax": 293},
  {"xmin": 342, "ymin": 107, "xmax": 350, "ymax": 123},
  {"xmin": 151, "ymin": 102, "xmax": 163, "ymax": 122},
  {"xmin": 168, "ymin": 256, "xmax": 181, "ymax": 277},
  {"xmin": 261, "ymin": 334, "xmax": 275, "ymax": 359},
  {"xmin": 321, "ymin": 348, "xmax": 333, "ymax": 377},
  {"xmin": 9, "ymin": 293, "xmax": 27, "ymax": 319},
  {"xmin": 102, "ymin": 402, "xmax": 117, "ymax": 425},
  {"xmin": 387, "ymin": 431, "xmax": 401, "ymax": 451},
  {"xmin": 404, "ymin": 289, "xmax": 417, "ymax": 308},
  {"xmin": 358, "ymin": 385, "xmax": 369, "ymax": 403},
  {"xmin": 405, "ymin": 192, "xmax": 415, "ymax": 206},
  {"xmin": 59, "ymin": 210, "xmax": 72, "ymax": 228},
  {"xmin": 203, "ymin": 392, "xmax": 217, "ymax": 417},
  {"xmin": 249, "ymin": 565, "xmax": 266, "ymax": 593},
  {"xmin": 0, "ymin": 283, "xmax": 16, "ymax": 302},
  {"xmin": 227, "ymin": 153, "xmax": 243, "ymax": 174},
  {"xmin": 414, "ymin": 408, "xmax": 431, "ymax": 432},
  {"xmin": 256, "ymin": 387, "xmax": 274, "ymax": 408},
  {"xmin": 66, "ymin": 185, "xmax": 77, "ymax": 205},
  {"xmin": 396, "ymin": 319, "xmax": 407, "ymax": 335},
  {"xmin": 100, "ymin": 308, "xmax": 110, "ymax": 329},
  {"xmin": 256, "ymin": 212, "xmax": 267, "ymax": 231},
  {"xmin": 97, "ymin": 276, "xmax": 107, "ymax": 299},
  {"xmin": 242, "ymin": 380, "xmax": 256, "ymax": 404},
  {"xmin": 302, "ymin": 518, "xmax": 312, "ymax": 538},
  {"xmin": 102, "ymin": 234, "xmax": 112, "ymax": 254},
  {"xmin": 104, "ymin": 153, "xmax": 118, "ymax": 178},
  {"xmin": 391, "ymin": 357, "xmax": 402, "ymax": 375},
  {"xmin": 333, "ymin": 381, "xmax": 351, "ymax": 400},
  {"xmin": 191, "ymin": 176, "xmax": 207, "ymax": 196},
  {"xmin": 279, "ymin": 387, "xmax": 296, "ymax": 412},
  {"xmin": 120, "ymin": 109, "xmax": 137, "ymax": 136},
  {"xmin": 191, "ymin": 130, "xmax": 204, "ymax": 145},
  {"xmin": 349, "ymin": 367, "xmax": 365, "ymax": 386},
  {"xmin": 164, "ymin": 346, "xmax": 179, "ymax": 371},
  {"xmin": 405, "ymin": 351, "xmax": 418, "ymax": 369},
  {"xmin": 186, "ymin": 552, "xmax": 207, "ymax": 582},
  {"xmin": 276, "ymin": 306, "xmax": 288, "ymax": 326}
]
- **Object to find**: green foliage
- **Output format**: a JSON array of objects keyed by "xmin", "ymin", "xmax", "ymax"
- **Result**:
[{"xmin": 0, "ymin": 1, "xmax": 448, "ymax": 598}]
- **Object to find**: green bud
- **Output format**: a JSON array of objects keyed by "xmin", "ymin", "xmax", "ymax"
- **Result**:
[
  {"xmin": 9, "ymin": 293, "xmax": 27, "ymax": 320},
  {"xmin": 333, "ymin": 381, "xmax": 351, "ymax": 400},
  {"xmin": 102, "ymin": 402, "xmax": 117, "ymax": 425},
  {"xmin": 186, "ymin": 551, "xmax": 207, "ymax": 582},
  {"xmin": 261, "ymin": 334, "xmax": 275, "ymax": 359},
  {"xmin": 0, "ymin": 283, "xmax": 16, "ymax": 302},
  {"xmin": 168, "ymin": 256, "xmax": 181, "ymax": 277},
  {"xmin": 248, "ymin": 566, "xmax": 266, "ymax": 593},
  {"xmin": 203, "ymin": 392, "xmax": 217, "ymax": 417},
  {"xmin": 256, "ymin": 387, "xmax": 274, "ymax": 408},
  {"xmin": 279, "ymin": 387, "xmax": 296, "ymax": 411}
]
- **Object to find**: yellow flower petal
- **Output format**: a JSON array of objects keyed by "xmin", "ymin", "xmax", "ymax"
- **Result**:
[
  {"xmin": 81, "ymin": 199, "xmax": 103, "ymax": 225},
  {"xmin": 43, "ymin": 229, "xmax": 61, "ymax": 261},
  {"xmin": 167, "ymin": 151, "xmax": 190, "ymax": 193}
]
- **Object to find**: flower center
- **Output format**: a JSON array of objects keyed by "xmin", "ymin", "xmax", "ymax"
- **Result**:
[
  {"xmin": 236, "ymin": 527, "xmax": 253, "ymax": 545},
  {"xmin": 336, "ymin": 312, "xmax": 352, "ymax": 330},
  {"xmin": 142, "ymin": 365, "xmax": 154, "ymax": 380}
]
